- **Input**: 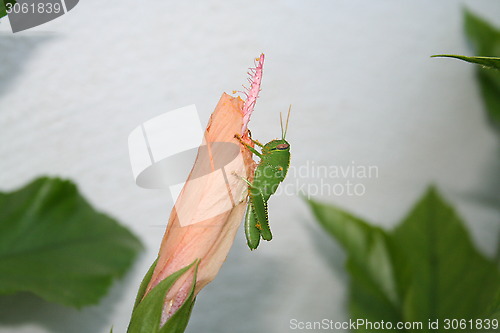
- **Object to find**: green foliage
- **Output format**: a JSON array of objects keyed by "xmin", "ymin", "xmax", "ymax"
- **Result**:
[
  {"xmin": 464, "ymin": 9, "xmax": 500, "ymax": 130},
  {"xmin": 308, "ymin": 187, "xmax": 500, "ymax": 332},
  {"xmin": 132, "ymin": 258, "xmax": 159, "ymax": 311},
  {"xmin": 159, "ymin": 263, "xmax": 198, "ymax": 333},
  {"xmin": 432, "ymin": 55, "xmax": 500, "ymax": 71},
  {"xmin": 0, "ymin": 1, "xmax": 16, "ymax": 19},
  {"xmin": 128, "ymin": 260, "xmax": 199, "ymax": 333},
  {"xmin": 0, "ymin": 177, "xmax": 142, "ymax": 308},
  {"xmin": 432, "ymin": 10, "xmax": 500, "ymax": 130},
  {"xmin": 464, "ymin": 10, "xmax": 500, "ymax": 56}
]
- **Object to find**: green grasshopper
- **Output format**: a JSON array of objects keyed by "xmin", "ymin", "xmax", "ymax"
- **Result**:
[{"xmin": 235, "ymin": 109, "xmax": 291, "ymax": 250}]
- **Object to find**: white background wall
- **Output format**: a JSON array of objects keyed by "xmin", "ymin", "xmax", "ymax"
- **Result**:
[{"xmin": 1, "ymin": 1, "xmax": 499, "ymax": 332}]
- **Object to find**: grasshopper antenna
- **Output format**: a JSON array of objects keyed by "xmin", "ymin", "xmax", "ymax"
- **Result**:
[
  {"xmin": 280, "ymin": 112, "xmax": 284, "ymax": 140},
  {"xmin": 283, "ymin": 105, "xmax": 291, "ymax": 139}
]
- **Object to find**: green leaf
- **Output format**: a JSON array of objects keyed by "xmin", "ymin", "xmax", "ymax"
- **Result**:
[
  {"xmin": 431, "ymin": 55, "xmax": 500, "ymax": 71},
  {"xmin": 127, "ymin": 260, "xmax": 199, "ymax": 333},
  {"xmin": 132, "ymin": 258, "xmax": 158, "ymax": 311},
  {"xmin": 160, "ymin": 262, "xmax": 198, "ymax": 333},
  {"xmin": 308, "ymin": 187, "xmax": 500, "ymax": 332},
  {"xmin": 0, "ymin": 1, "xmax": 16, "ymax": 20},
  {"xmin": 392, "ymin": 187, "xmax": 500, "ymax": 326},
  {"xmin": 477, "ymin": 66, "xmax": 500, "ymax": 129},
  {"xmin": 160, "ymin": 297, "xmax": 196, "ymax": 333},
  {"xmin": 307, "ymin": 200, "xmax": 402, "ymax": 332},
  {"xmin": 0, "ymin": 177, "xmax": 142, "ymax": 308},
  {"xmin": 464, "ymin": 9, "xmax": 500, "ymax": 129},
  {"xmin": 0, "ymin": 1, "xmax": 5, "ymax": 19},
  {"xmin": 464, "ymin": 10, "xmax": 500, "ymax": 56}
]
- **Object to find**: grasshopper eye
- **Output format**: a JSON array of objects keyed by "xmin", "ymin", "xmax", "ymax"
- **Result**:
[{"xmin": 276, "ymin": 143, "xmax": 289, "ymax": 150}]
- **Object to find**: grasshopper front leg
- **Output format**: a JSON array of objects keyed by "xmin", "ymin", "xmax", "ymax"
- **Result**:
[
  {"xmin": 249, "ymin": 186, "xmax": 272, "ymax": 241},
  {"xmin": 234, "ymin": 134, "xmax": 262, "ymax": 158}
]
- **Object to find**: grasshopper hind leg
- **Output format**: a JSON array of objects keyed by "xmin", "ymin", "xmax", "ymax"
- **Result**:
[
  {"xmin": 250, "ymin": 190, "xmax": 272, "ymax": 241},
  {"xmin": 244, "ymin": 205, "xmax": 261, "ymax": 250},
  {"xmin": 235, "ymin": 172, "xmax": 272, "ymax": 249}
]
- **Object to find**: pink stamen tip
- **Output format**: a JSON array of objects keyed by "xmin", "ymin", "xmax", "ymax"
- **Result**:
[{"xmin": 241, "ymin": 53, "xmax": 265, "ymax": 133}]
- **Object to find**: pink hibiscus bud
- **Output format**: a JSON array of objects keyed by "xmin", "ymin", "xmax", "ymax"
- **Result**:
[{"xmin": 128, "ymin": 55, "xmax": 265, "ymax": 331}]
